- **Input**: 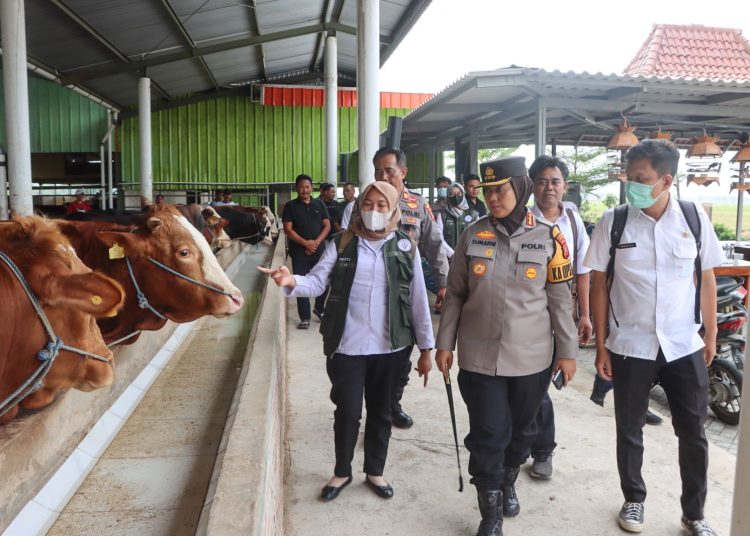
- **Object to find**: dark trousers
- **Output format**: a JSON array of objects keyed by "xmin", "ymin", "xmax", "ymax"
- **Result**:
[
  {"xmin": 290, "ymin": 253, "xmax": 327, "ymax": 321},
  {"xmin": 458, "ymin": 367, "xmax": 550, "ymax": 490},
  {"xmin": 326, "ymin": 347, "xmax": 410, "ymax": 478},
  {"xmin": 392, "ymin": 345, "xmax": 413, "ymax": 409},
  {"xmin": 611, "ymin": 348, "xmax": 709, "ymax": 520},
  {"xmin": 530, "ymin": 391, "xmax": 557, "ymax": 457}
]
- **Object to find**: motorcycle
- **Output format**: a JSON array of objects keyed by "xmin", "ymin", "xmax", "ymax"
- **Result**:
[{"xmin": 708, "ymin": 276, "xmax": 746, "ymax": 425}]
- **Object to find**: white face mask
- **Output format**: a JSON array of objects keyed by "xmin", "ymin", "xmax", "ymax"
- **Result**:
[{"xmin": 361, "ymin": 209, "xmax": 390, "ymax": 231}]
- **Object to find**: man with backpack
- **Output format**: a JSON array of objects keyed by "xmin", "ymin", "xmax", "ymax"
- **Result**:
[
  {"xmin": 527, "ymin": 155, "xmax": 592, "ymax": 480},
  {"xmin": 585, "ymin": 139, "xmax": 723, "ymax": 536}
]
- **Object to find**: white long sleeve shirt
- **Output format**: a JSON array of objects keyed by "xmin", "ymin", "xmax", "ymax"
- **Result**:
[
  {"xmin": 286, "ymin": 232, "xmax": 435, "ymax": 355},
  {"xmin": 584, "ymin": 197, "xmax": 723, "ymax": 361}
]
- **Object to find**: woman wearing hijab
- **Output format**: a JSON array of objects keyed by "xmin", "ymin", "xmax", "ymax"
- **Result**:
[
  {"xmin": 435, "ymin": 183, "xmax": 475, "ymax": 252},
  {"xmin": 259, "ymin": 181, "xmax": 434, "ymax": 502},
  {"xmin": 434, "ymin": 156, "xmax": 578, "ymax": 536}
]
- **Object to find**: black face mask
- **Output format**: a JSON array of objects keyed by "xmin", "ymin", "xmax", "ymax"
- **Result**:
[{"xmin": 449, "ymin": 194, "xmax": 464, "ymax": 206}]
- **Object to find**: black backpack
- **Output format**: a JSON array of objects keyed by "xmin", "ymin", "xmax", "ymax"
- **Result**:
[{"xmin": 606, "ymin": 200, "xmax": 702, "ymax": 325}]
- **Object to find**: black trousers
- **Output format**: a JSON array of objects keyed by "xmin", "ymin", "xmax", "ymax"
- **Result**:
[
  {"xmin": 611, "ymin": 348, "xmax": 709, "ymax": 520},
  {"xmin": 530, "ymin": 391, "xmax": 557, "ymax": 457},
  {"xmin": 326, "ymin": 347, "xmax": 410, "ymax": 478},
  {"xmin": 392, "ymin": 345, "xmax": 413, "ymax": 409},
  {"xmin": 458, "ymin": 367, "xmax": 550, "ymax": 491},
  {"xmin": 290, "ymin": 253, "xmax": 327, "ymax": 321}
]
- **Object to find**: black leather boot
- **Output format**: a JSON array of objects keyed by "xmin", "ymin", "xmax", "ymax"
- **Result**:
[
  {"xmin": 501, "ymin": 466, "xmax": 520, "ymax": 517},
  {"xmin": 475, "ymin": 489, "xmax": 503, "ymax": 536}
]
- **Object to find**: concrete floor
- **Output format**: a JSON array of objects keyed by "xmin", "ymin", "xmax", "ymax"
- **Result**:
[
  {"xmin": 283, "ymin": 303, "xmax": 737, "ymax": 536},
  {"xmin": 47, "ymin": 246, "xmax": 269, "ymax": 536}
]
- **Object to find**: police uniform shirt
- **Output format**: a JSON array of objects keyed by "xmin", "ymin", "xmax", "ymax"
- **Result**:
[
  {"xmin": 285, "ymin": 234, "xmax": 435, "ymax": 355},
  {"xmin": 281, "ymin": 197, "xmax": 331, "ymax": 257},
  {"xmin": 531, "ymin": 201, "xmax": 591, "ymax": 275},
  {"xmin": 584, "ymin": 196, "xmax": 724, "ymax": 362},
  {"xmin": 398, "ymin": 189, "xmax": 449, "ymax": 288},
  {"xmin": 436, "ymin": 212, "xmax": 578, "ymax": 377}
]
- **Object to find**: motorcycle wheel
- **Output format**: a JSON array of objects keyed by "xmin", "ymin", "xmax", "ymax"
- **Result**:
[{"xmin": 708, "ymin": 358, "xmax": 743, "ymax": 425}]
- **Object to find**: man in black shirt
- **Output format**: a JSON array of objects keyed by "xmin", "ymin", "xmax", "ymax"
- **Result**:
[
  {"xmin": 464, "ymin": 173, "xmax": 487, "ymax": 219},
  {"xmin": 282, "ymin": 174, "xmax": 331, "ymax": 329},
  {"xmin": 319, "ymin": 182, "xmax": 341, "ymax": 234}
]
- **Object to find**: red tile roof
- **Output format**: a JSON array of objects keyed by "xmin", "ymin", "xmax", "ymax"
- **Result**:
[{"xmin": 624, "ymin": 24, "xmax": 750, "ymax": 81}]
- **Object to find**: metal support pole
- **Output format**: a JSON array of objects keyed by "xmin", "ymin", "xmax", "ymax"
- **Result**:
[
  {"xmin": 468, "ymin": 131, "xmax": 478, "ymax": 176},
  {"xmin": 736, "ymin": 163, "xmax": 745, "ymax": 241},
  {"xmin": 139, "ymin": 77, "xmax": 153, "ymax": 207},
  {"xmin": 356, "ymin": 0, "xmax": 379, "ymax": 190},
  {"xmin": 325, "ymin": 34, "xmax": 338, "ymax": 186},
  {"xmin": 108, "ymin": 111, "xmax": 115, "ymax": 209},
  {"xmin": 1, "ymin": 0, "xmax": 33, "ymax": 216},
  {"xmin": 454, "ymin": 136, "xmax": 466, "ymax": 182},
  {"xmin": 0, "ymin": 150, "xmax": 8, "ymax": 219},
  {"xmin": 535, "ymin": 100, "xmax": 547, "ymax": 158},
  {"xmin": 427, "ymin": 147, "xmax": 436, "ymax": 205},
  {"xmin": 733, "ymin": 310, "xmax": 750, "ymax": 536},
  {"xmin": 99, "ymin": 144, "xmax": 106, "ymax": 210}
]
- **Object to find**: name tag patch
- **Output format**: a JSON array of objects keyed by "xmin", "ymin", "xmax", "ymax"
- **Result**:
[{"xmin": 617, "ymin": 242, "xmax": 636, "ymax": 249}]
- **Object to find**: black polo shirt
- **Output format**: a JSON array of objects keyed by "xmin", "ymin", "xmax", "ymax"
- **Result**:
[
  {"xmin": 321, "ymin": 197, "xmax": 340, "ymax": 228},
  {"xmin": 467, "ymin": 197, "xmax": 487, "ymax": 218},
  {"xmin": 282, "ymin": 197, "xmax": 330, "ymax": 258}
]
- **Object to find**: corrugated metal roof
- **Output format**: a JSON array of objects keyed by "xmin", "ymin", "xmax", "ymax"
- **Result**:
[
  {"xmin": 4, "ymin": 0, "xmax": 432, "ymax": 109},
  {"xmin": 400, "ymin": 67, "xmax": 750, "ymax": 152}
]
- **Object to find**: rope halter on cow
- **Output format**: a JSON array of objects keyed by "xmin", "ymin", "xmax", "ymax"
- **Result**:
[
  {"xmin": 112, "ymin": 255, "xmax": 234, "ymax": 347},
  {"xmin": 0, "ymin": 250, "xmax": 111, "ymax": 418}
]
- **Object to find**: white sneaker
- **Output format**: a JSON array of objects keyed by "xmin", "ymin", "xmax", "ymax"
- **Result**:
[
  {"xmin": 618, "ymin": 502, "xmax": 645, "ymax": 533},
  {"xmin": 681, "ymin": 516, "xmax": 717, "ymax": 536}
]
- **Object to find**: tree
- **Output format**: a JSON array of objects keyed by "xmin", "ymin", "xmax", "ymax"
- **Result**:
[
  {"xmin": 445, "ymin": 147, "xmax": 518, "ymax": 174},
  {"xmin": 603, "ymin": 193, "xmax": 618, "ymax": 208},
  {"xmin": 558, "ymin": 147, "xmax": 610, "ymax": 196}
]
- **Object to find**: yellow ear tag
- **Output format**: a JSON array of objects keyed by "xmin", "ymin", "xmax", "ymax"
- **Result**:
[
  {"xmin": 108, "ymin": 242, "xmax": 125, "ymax": 260},
  {"xmin": 91, "ymin": 295, "xmax": 103, "ymax": 305}
]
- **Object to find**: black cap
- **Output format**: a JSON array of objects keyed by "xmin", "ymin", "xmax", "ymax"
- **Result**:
[{"xmin": 479, "ymin": 156, "xmax": 527, "ymax": 187}]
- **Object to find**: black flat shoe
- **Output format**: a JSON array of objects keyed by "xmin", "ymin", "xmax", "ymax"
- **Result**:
[
  {"xmin": 365, "ymin": 476, "xmax": 394, "ymax": 499},
  {"xmin": 320, "ymin": 475, "xmax": 352, "ymax": 501}
]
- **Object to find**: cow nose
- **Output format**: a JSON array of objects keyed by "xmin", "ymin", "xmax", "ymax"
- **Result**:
[{"xmin": 230, "ymin": 293, "xmax": 244, "ymax": 310}]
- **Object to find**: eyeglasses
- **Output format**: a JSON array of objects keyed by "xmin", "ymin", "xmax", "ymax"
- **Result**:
[
  {"xmin": 533, "ymin": 178, "xmax": 564, "ymax": 187},
  {"xmin": 374, "ymin": 168, "xmax": 400, "ymax": 178}
]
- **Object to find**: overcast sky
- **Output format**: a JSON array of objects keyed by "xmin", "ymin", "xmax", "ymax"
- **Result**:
[
  {"xmin": 379, "ymin": 0, "xmax": 750, "ymax": 203},
  {"xmin": 380, "ymin": 0, "xmax": 750, "ymax": 94}
]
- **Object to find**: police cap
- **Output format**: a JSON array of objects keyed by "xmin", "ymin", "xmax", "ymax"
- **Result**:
[{"xmin": 479, "ymin": 156, "xmax": 527, "ymax": 188}]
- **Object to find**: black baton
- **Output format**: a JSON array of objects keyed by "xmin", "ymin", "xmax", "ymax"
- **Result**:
[{"xmin": 443, "ymin": 369, "xmax": 464, "ymax": 492}]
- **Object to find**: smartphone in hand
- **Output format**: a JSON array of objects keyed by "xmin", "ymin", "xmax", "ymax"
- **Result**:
[{"xmin": 551, "ymin": 369, "xmax": 564, "ymax": 390}]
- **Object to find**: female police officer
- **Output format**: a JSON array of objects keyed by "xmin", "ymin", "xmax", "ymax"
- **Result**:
[
  {"xmin": 435, "ymin": 156, "xmax": 578, "ymax": 536},
  {"xmin": 260, "ymin": 181, "xmax": 434, "ymax": 502}
]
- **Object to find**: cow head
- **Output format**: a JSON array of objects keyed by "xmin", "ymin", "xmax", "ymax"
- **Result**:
[
  {"xmin": 259, "ymin": 206, "xmax": 277, "ymax": 246},
  {"xmin": 201, "ymin": 207, "xmax": 231, "ymax": 249},
  {"xmin": 0, "ymin": 217, "xmax": 126, "ymax": 421},
  {"xmin": 95, "ymin": 205, "xmax": 243, "ymax": 322}
]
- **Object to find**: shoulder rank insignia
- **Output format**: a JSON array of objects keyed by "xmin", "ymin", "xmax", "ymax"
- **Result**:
[
  {"xmin": 525, "ymin": 211, "xmax": 536, "ymax": 228},
  {"xmin": 548, "ymin": 226, "xmax": 573, "ymax": 284},
  {"xmin": 424, "ymin": 202, "xmax": 435, "ymax": 221}
]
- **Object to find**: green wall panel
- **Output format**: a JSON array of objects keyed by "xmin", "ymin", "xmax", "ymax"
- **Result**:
[
  {"xmin": 120, "ymin": 97, "xmax": 412, "ymax": 188},
  {"xmin": 0, "ymin": 71, "xmax": 108, "ymax": 153}
]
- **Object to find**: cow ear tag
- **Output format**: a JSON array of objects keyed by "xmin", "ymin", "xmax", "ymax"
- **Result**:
[
  {"xmin": 91, "ymin": 295, "xmax": 103, "ymax": 305},
  {"xmin": 108, "ymin": 242, "xmax": 125, "ymax": 260}
]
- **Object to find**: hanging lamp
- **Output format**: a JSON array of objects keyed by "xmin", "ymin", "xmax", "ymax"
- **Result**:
[
  {"xmin": 686, "ymin": 131, "xmax": 722, "ymax": 187},
  {"xmin": 607, "ymin": 118, "xmax": 638, "ymax": 181}
]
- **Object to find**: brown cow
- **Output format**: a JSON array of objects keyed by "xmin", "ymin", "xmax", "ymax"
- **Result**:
[
  {"xmin": 58, "ymin": 205, "xmax": 244, "ymax": 345},
  {"xmin": 0, "ymin": 216, "xmax": 125, "ymax": 424}
]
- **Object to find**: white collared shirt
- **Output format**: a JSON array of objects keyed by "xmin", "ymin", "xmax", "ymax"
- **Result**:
[
  {"xmin": 531, "ymin": 201, "xmax": 591, "ymax": 275},
  {"xmin": 286, "ymin": 232, "xmax": 434, "ymax": 355},
  {"xmin": 340, "ymin": 200, "xmax": 355, "ymax": 229},
  {"xmin": 584, "ymin": 196, "xmax": 724, "ymax": 361}
]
